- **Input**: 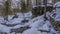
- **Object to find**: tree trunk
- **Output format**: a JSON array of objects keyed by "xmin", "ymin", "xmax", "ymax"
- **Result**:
[{"xmin": 4, "ymin": 0, "xmax": 11, "ymax": 21}]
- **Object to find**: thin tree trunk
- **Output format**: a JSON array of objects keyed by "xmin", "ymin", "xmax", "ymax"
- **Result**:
[
  {"xmin": 4, "ymin": 0, "xmax": 11, "ymax": 21},
  {"xmin": 43, "ymin": 0, "xmax": 47, "ymax": 21}
]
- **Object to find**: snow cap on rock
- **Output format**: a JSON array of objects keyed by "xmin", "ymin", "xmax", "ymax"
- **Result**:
[{"xmin": 54, "ymin": 1, "xmax": 60, "ymax": 8}]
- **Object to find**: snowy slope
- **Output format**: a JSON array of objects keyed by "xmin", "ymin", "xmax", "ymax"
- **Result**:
[
  {"xmin": 29, "ymin": 15, "xmax": 45, "ymax": 29},
  {"xmin": 4, "ymin": 11, "xmax": 32, "ymax": 24},
  {"xmin": 0, "ymin": 1, "xmax": 60, "ymax": 34},
  {"xmin": 0, "ymin": 24, "xmax": 12, "ymax": 34},
  {"xmin": 0, "ymin": 12, "xmax": 60, "ymax": 34},
  {"xmin": 22, "ymin": 28, "xmax": 40, "ymax": 34}
]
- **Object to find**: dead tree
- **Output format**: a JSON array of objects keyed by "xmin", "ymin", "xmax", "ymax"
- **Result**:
[
  {"xmin": 4, "ymin": 0, "xmax": 11, "ymax": 21},
  {"xmin": 4, "ymin": 0, "xmax": 14, "ymax": 21},
  {"xmin": 20, "ymin": 0, "xmax": 29, "ymax": 23},
  {"xmin": 21, "ymin": 0, "xmax": 26, "ymax": 13},
  {"xmin": 26, "ymin": 0, "xmax": 32, "ymax": 12},
  {"xmin": 49, "ymin": 16, "xmax": 60, "ymax": 31}
]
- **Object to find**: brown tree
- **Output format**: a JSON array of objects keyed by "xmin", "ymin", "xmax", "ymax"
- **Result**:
[{"xmin": 4, "ymin": 0, "xmax": 12, "ymax": 21}]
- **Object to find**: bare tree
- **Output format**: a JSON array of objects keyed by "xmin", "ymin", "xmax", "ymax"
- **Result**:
[
  {"xmin": 21, "ymin": 0, "xmax": 26, "ymax": 21},
  {"xmin": 4, "ymin": 0, "xmax": 11, "ymax": 21},
  {"xmin": 26, "ymin": 0, "xmax": 32, "ymax": 11}
]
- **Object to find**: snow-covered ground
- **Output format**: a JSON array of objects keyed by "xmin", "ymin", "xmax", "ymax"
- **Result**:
[
  {"xmin": 0, "ymin": 11, "xmax": 60, "ymax": 34},
  {"xmin": 0, "ymin": 16, "xmax": 4, "ymax": 23},
  {"xmin": 0, "ymin": 1, "xmax": 60, "ymax": 34},
  {"xmin": 0, "ymin": 11, "xmax": 32, "ymax": 34}
]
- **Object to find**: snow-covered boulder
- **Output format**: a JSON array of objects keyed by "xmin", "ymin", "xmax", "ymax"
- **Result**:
[
  {"xmin": 29, "ymin": 15, "xmax": 45, "ymax": 29},
  {"xmin": 29, "ymin": 19, "xmax": 45, "ymax": 29},
  {"xmin": 38, "ymin": 20, "xmax": 59, "ymax": 34},
  {"xmin": 8, "ymin": 17, "xmax": 24, "ymax": 24},
  {"xmin": 54, "ymin": 1, "xmax": 60, "ymax": 7},
  {"xmin": 8, "ymin": 15, "xmax": 14, "ymax": 21},
  {"xmin": 39, "ymin": 21, "xmax": 51, "ymax": 31},
  {"xmin": 53, "ymin": 1, "xmax": 60, "ymax": 21}
]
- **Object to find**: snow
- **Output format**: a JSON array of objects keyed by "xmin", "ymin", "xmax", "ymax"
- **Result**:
[
  {"xmin": 23, "ymin": 14, "xmax": 59, "ymax": 34},
  {"xmin": 29, "ymin": 15, "xmax": 45, "ymax": 29},
  {"xmin": 47, "ymin": 3, "xmax": 53, "ymax": 6},
  {"xmin": 53, "ymin": 1, "xmax": 60, "ymax": 21},
  {"xmin": 46, "ymin": 11, "xmax": 51, "ymax": 19},
  {"xmin": 22, "ymin": 27, "xmax": 57, "ymax": 34},
  {"xmin": 11, "ymin": 0, "xmax": 20, "ymax": 8},
  {"xmin": 11, "ymin": 32, "xmax": 16, "ymax": 34},
  {"xmin": 11, "ymin": 25, "xmax": 25, "ymax": 29},
  {"xmin": 11, "ymin": 32, "xmax": 21, "ymax": 34},
  {"xmin": 0, "ymin": 24, "xmax": 12, "ymax": 34},
  {"xmin": 22, "ymin": 20, "xmax": 59, "ymax": 34},
  {"xmin": 0, "ymin": 12, "xmax": 60, "ymax": 34},
  {"xmin": 5, "ymin": 11, "xmax": 32, "ymax": 24},
  {"xmin": 0, "ymin": 1, "xmax": 60, "ymax": 34},
  {"xmin": 24, "ymin": 11, "xmax": 32, "ymax": 20},
  {"xmin": 22, "ymin": 28, "xmax": 40, "ymax": 34},
  {"xmin": 39, "ymin": 21, "xmax": 50, "ymax": 31},
  {"xmin": 0, "ymin": 0, "xmax": 6, "ymax": 6},
  {"xmin": 0, "ymin": 16, "xmax": 4, "ymax": 23},
  {"xmin": 54, "ymin": 1, "xmax": 60, "ymax": 7},
  {"xmin": 24, "ymin": 15, "xmax": 44, "ymax": 27},
  {"xmin": 0, "ymin": 11, "xmax": 59, "ymax": 34},
  {"xmin": 0, "ymin": 11, "xmax": 32, "ymax": 34},
  {"xmin": 8, "ymin": 15, "xmax": 14, "ymax": 21},
  {"xmin": 16, "ymin": 11, "xmax": 32, "ymax": 20},
  {"xmin": 55, "ymin": 9, "xmax": 60, "ymax": 21},
  {"xmin": 9, "ymin": 18, "xmax": 24, "ymax": 24}
]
